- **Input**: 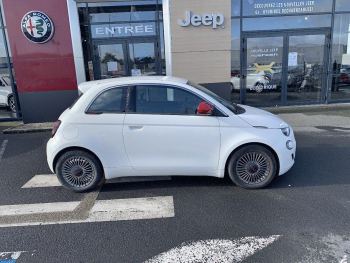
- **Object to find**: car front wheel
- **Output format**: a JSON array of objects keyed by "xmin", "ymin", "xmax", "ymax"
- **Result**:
[
  {"xmin": 227, "ymin": 145, "xmax": 278, "ymax": 189},
  {"xmin": 56, "ymin": 150, "xmax": 104, "ymax": 192},
  {"xmin": 8, "ymin": 95, "xmax": 16, "ymax": 113}
]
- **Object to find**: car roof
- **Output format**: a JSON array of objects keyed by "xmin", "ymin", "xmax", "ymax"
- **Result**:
[{"xmin": 78, "ymin": 76, "xmax": 188, "ymax": 94}]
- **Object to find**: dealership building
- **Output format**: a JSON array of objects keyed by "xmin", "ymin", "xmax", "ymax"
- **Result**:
[{"xmin": 0, "ymin": 0, "xmax": 350, "ymax": 122}]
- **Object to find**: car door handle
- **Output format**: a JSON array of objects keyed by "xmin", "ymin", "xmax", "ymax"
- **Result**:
[{"xmin": 128, "ymin": 125, "xmax": 144, "ymax": 130}]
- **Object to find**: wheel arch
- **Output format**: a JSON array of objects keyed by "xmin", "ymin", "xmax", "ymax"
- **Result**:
[
  {"xmin": 52, "ymin": 146, "xmax": 104, "ymax": 176},
  {"xmin": 223, "ymin": 142, "xmax": 280, "ymax": 178}
]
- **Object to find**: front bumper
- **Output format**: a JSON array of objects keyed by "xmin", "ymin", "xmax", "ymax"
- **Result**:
[{"xmin": 277, "ymin": 129, "xmax": 296, "ymax": 175}]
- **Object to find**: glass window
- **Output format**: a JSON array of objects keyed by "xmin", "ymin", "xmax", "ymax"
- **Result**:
[
  {"xmin": 287, "ymin": 34, "xmax": 325, "ymax": 103},
  {"xmin": 243, "ymin": 14, "xmax": 331, "ymax": 31},
  {"xmin": 0, "ymin": 30, "xmax": 8, "ymax": 65},
  {"xmin": 134, "ymin": 85, "xmax": 202, "ymax": 115},
  {"xmin": 131, "ymin": 5, "xmax": 156, "ymax": 21},
  {"xmin": 88, "ymin": 88, "xmax": 125, "ymax": 113},
  {"xmin": 129, "ymin": 43, "xmax": 157, "ymax": 76},
  {"xmin": 231, "ymin": 19, "xmax": 241, "ymax": 103},
  {"xmin": 331, "ymin": 14, "xmax": 350, "ymax": 101},
  {"xmin": 243, "ymin": 0, "xmax": 333, "ymax": 16},
  {"xmin": 88, "ymin": 4, "xmax": 157, "ymax": 23},
  {"xmin": 245, "ymin": 36, "xmax": 284, "ymax": 107},
  {"xmin": 336, "ymin": 0, "xmax": 350, "ymax": 12},
  {"xmin": 160, "ymin": 22, "xmax": 166, "ymax": 75},
  {"xmin": 232, "ymin": 0, "xmax": 241, "ymax": 17}
]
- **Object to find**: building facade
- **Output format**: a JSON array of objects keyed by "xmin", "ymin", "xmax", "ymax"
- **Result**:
[{"xmin": 1, "ymin": 0, "xmax": 350, "ymax": 122}]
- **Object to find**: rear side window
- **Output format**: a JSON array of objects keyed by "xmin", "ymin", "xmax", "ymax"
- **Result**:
[
  {"xmin": 132, "ymin": 85, "xmax": 202, "ymax": 115},
  {"xmin": 87, "ymin": 87, "xmax": 126, "ymax": 114}
]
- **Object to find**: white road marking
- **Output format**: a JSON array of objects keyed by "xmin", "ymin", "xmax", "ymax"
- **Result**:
[
  {"xmin": 22, "ymin": 174, "xmax": 172, "ymax": 189},
  {"xmin": 89, "ymin": 196, "xmax": 174, "ymax": 221},
  {"xmin": 0, "ymin": 201, "xmax": 80, "ymax": 216},
  {"xmin": 21, "ymin": 174, "xmax": 60, "ymax": 188},
  {"xmin": 145, "ymin": 235, "xmax": 280, "ymax": 263},
  {"xmin": 0, "ymin": 250, "xmax": 27, "ymax": 260},
  {"xmin": 0, "ymin": 196, "xmax": 174, "ymax": 228},
  {"xmin": 0, "ymin": 139, "xmax": 8, "ymax": 161},
  {"xmin": 340, "ymin": 255, "xmax": 348, "ymax": 263}
]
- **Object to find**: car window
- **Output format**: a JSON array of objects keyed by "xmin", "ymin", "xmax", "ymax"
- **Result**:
[
  {"xmin": 187, "ymin": 81, "xmax": 245, "ymax": 115},
  {"xmin": 133, "ymin": 85, "xmax": 202, "ymax": 115},
  {"xmin": 87, "ymin": 87, "xmax": 125, "ymax": 113}
]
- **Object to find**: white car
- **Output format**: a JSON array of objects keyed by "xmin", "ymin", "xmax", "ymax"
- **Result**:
[
  {"xmin": 0, "ymin": 75, "xmax": 16, "ymax": 112},
  {"xmin": 231, "ymin": 73, "xmax": 270, "ymax": 93},
  {"xmin": 47, "ymin": 76, "xmax": 296, "ymax": 192}
]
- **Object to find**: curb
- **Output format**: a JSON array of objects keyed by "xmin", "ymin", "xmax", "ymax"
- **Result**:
[
  {"xmin": 3, "ymin": 123, "xmax": 52, "ymax": 134},
  {"xmin": 263, "ymin": 103, "xmax": 350, "ymax": 114}
]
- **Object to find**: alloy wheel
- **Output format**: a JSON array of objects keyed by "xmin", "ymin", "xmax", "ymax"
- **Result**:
[
  {"xmin": 61, "ymin": 156, "xmax": 97, "ymax": 188},
  {"xmin": 235, "ymin": 152, "xmax": 271, "ymax": 185}
]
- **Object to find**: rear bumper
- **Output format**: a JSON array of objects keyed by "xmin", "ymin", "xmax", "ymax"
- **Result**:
[{"xmin": 46, "ymin": 137, "xmax": 57, "ymax": 174}]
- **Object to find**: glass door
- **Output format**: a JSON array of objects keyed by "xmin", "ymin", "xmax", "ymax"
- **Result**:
[
  {"xmin": 128, "ymin": 41, "xmax": 158, "ymax": 76},
  {"xmin": 287, "ymin": 34, "xmax": 327, "ymax": 104},
  {"xmin": 93, "ymin": 39, "xmax": 160, "ymax": 79},
  {"xmin": 242, "ymin": 31, "xmax": 330, "ymax": 106},
  {"xmin": 95, "ymin": 43, "xmax": 128, "ymax": 79},
  {"xmin": 243, "ymin": 36, "xmax": 284, "ymax": 107}
]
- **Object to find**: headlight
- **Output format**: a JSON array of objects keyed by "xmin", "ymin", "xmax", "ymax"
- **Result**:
[{"xmin": 281, "ymin": 127, "xmax": 290, "ymax": 137}]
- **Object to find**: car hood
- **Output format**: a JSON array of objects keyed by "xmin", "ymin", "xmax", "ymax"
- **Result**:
[{"xmin": 237, "ymin": 105, "xmax": 288, "ymax": 129}]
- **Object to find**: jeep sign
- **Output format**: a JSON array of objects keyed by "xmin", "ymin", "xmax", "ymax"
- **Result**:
[{"xmin": 178, "ymin": 11, "xmax": 224, "ymax": 29}]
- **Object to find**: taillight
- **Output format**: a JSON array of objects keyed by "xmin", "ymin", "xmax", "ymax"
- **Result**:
[{"xmin": 52, "ymin": 120, "xmax": 61, "ymax": 137}]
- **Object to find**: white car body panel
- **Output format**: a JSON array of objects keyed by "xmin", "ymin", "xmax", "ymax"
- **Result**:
[
  {"xmin": 0, "ymin": 76, "xmax": 12, "ymax": 106},
  {"xmin": 47, "ymin": 76, "xmax": 296, "ymax": 181},
  {"xmin": 123, "ymin": 114, "xmax": 220, "ymax": 175}
]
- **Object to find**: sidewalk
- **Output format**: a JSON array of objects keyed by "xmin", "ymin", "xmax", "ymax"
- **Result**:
[{"xmin": 1, "ymin": 104, "xmax": 350, "ymax": 134}]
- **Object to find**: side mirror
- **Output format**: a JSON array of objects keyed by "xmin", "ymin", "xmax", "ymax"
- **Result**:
[{"xmin": 196, "ymin": 101, "xmax": 214, "ymax": 116}]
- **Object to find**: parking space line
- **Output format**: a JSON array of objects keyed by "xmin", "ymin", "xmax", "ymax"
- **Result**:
[
  {"xmin": 22, "ymin": 174, "xmax": 172, "ymax": 189},
  {"xmin": 0, "ymin": 139, "xmax": 8, "ymax": 162},
  {"xmin": 0, "ymin": 196, "xmax": 174, "ymax": 228},
  {"xmin": 21, "ymin": 174, "xmax": 60, "ymax": 188},
  {"xmin": 0, "ymin": 202, "xmax": 80, "ymax": 217},
  {"xmin": 89, "ymin": 196, "xmax": 174, "ymax": 221}
]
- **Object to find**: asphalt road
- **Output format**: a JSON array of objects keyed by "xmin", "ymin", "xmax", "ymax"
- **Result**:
[{"xmin": 0, "ymin": 127, "xmax": 349, "ymax": 262}]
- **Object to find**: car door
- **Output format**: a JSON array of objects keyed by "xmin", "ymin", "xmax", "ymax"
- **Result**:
[
  {"xmin": 80, "ymin": 86, "xmax": 129, "ymax": 173},
  {"xmin": 122, "ymin": 84, "xmax": 221, "ymax": 175}
]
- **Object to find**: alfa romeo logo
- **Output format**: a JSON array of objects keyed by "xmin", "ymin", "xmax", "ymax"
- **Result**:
[{"xmin": 21, "ymin": 11, "xmax": 54, "ymax": 44}]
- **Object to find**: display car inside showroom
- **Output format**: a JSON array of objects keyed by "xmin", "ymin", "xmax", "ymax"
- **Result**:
[{"xmin": 1, "ymin": 0, "xmax": 350, "ymax": 123}]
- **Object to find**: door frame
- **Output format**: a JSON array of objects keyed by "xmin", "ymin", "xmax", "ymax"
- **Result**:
[
  {"xmin": 92, "ymin": 37, "xmax": 161, "ymax": 80},
  {"xmin": 241, "ymin": 28, "xmax": 331, "ymax": 106}
]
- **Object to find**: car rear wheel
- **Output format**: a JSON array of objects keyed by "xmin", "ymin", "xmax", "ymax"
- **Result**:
[
  {"xmin": 227, "ymin": 145, "xmax": 277, "ymax": 189},
  {"xmin": 8, "ymin": 95, "xmax": 16, "ymax": 113},
  {"xmin": 56, "ymin": 150, "xmax": 104, "ymax": 192}
]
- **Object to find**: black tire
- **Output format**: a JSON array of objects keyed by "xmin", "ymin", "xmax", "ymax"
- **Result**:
[
  {"xmin": 227, "ymin": 145, "xmax": 278, "ymax": 189},
  {"xmin": 8, "ymin": 95, "xmax": 16, "ymax": 113},
  {"xmin": 56, "ymin": 150, "xmax": 104, "ymax": 192}
]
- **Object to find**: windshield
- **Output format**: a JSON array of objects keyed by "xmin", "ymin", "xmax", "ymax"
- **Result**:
[{"xmin": 187, "ymin": 81, "xmax": 245, "ymax": 114}]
